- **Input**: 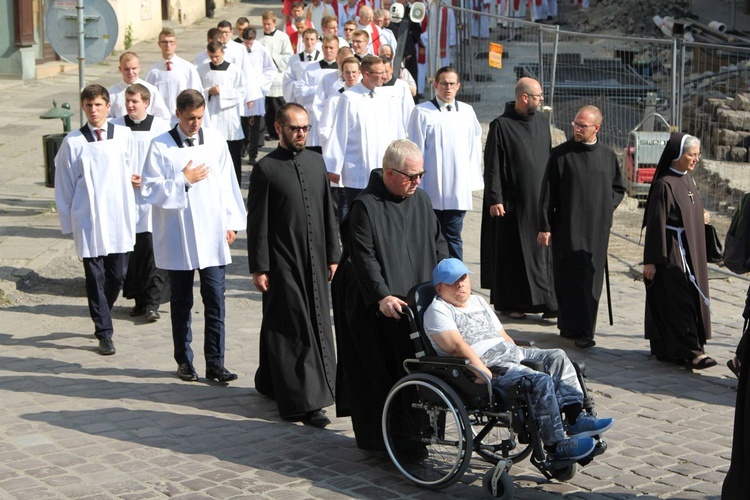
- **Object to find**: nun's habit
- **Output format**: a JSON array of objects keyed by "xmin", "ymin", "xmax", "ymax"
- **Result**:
[{"xmin": 642, "ymin": 132, "xmax": 712, "ymax": 366}]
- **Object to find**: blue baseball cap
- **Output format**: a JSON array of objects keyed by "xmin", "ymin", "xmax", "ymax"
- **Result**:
[{"xmin": 433, "ymin": 258, "xmax": 473, "ymax": 285}]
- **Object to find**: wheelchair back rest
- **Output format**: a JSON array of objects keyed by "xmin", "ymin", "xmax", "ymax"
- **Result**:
[
  {"xmin": 406, "ymin": 281, "xmax": 437, "ymax": 358},
  {"xmin": 406, "ymin": 281, "xmax": 439, "ymax": 358}
]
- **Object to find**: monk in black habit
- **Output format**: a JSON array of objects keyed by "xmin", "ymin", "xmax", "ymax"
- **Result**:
[
  {"xmin": 481, "ymin": 77, "xmax": 557, "ymax": 319},
  {"xmin": 332, "ymin": 139, "xmax": 448, "ymax": 451},
  {"xmin": 723, "ymin": 290, "xmax": 750, "ymax": 497},
  {"xmin": 247, "ymin": 103, "xmax": 341, "ymax": 428},
  {"xmin": 641, "ymin": 133, "xmax": 714, "ymax": 369},
  {"xmin": 538, "ymin": 105, "xmax": 624, "ymax": 349}
]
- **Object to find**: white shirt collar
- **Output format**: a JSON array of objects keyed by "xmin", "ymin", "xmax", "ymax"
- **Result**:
[{"xmin": 436, "ymin": 96, "xmax": 455, "ymax": 111}]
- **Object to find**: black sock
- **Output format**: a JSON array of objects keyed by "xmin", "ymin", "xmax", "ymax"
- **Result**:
[{"xmin": 562, "ymin": 403, "xmax": 583, "ymax": 425}]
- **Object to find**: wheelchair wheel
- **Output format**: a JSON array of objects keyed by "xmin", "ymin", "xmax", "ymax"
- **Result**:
[
  {"xmin": 482, "ymin": 469, "xmax": 515, "ymax": 499},
  {"xmin": 382, "ymin": 373, "xmax": 472, "ymax": 489},
  {"xmin": 551, "ymin": 463, "xmax": 577, "ymax": 482},
  {"xmin": 472, "ymin": 415, "xmax": 533, "ymax": 465}
]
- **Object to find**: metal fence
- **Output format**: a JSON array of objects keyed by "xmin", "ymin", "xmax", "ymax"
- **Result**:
[{"xmin": 429, "ymin": 2, "xmax": 750, "ymax": 213}]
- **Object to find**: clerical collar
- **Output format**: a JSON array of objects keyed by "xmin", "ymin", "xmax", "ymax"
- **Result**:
[
  {"xmin": 583, "ymin": 138, "xmax": 597, "ymax": 145},
  {"xmin": 210, "ymin": 61, "xmax": 230, "ymax": 71},
  {"xmin": 264, "ymin": 29, "xmax": 277, "ymax": 36},
  {"xmin": 124, "ymin": 114, "xmax": 154, "ymax": 131},
  {"xmin": 669, "ymin": 167, "xmax": 688, "ymax": 176}
]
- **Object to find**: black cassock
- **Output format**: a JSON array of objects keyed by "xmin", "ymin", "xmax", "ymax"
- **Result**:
[
  {"xmin": 247, "ymin": 147, "xmax": 341, "ymax": 417},
  {"xmin": 480, "ymin": 102, "xmax": 556, "ymax": 314},
  {"xmin": 539, "ymin": 139, "xmax": 624, "ymax": 340},
  {"xmin": 723, "ymin": 289, "xmax": 750, "ymax": 498},
  {"xmin": 333, "ymin": 169, "xmax": 448, "ymax": 451},
  {"xmin": 643, "ymin": 170, "xmax": 711, "ymax": 361}
]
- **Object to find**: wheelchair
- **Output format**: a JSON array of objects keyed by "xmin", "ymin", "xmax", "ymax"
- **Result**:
[{"xmin": 380, "ymin": 282, "xmax": 607, "ymax": 499}]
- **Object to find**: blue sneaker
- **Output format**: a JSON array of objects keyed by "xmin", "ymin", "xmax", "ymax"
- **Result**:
[
  {"xmin": 567, "ymin": 414, "xmax": 614, "ymax": 438},
  {"xmin": 550, "ymin": 436, "xmax": 596, "ymax": 461}
]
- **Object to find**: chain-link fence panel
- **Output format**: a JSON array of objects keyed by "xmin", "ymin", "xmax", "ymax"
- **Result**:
[
  {"xmin": 682, "ymin": 42, "xmax": 750, "ymax": 213},
  {"xmin": 435, "ymin": 3, "xmax": 750, "ymax": 211}
]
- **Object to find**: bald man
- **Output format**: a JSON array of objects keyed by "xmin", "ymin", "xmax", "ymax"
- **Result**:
[{"xmin": 481, "ymin": 77, "xmax": 557, "ymax": 322}]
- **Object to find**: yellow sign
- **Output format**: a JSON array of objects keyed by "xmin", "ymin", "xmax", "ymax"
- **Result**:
[{"xmin": 489, "ymin": 43, "xmax": 504, "ymax": 69}]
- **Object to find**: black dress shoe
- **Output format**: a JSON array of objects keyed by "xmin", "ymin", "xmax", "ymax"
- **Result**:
[
  {"xmin": 177, "ymin": 363, "xmax": 199, "ymax": 381},
  {"xmin": 145, "ymin": 306, "xmax": 160, "ymax": 322},
  {"xmin": 129, "ymin": 304, "xmax": 146, "ymax": 317},
  {"xmin": 205, "ymin": 366, "xmax": 238, "ymax": 383},
  {"xmin": 98, "ymin": 338, "xmax": 116, "ymax": 355},
  {"xmin": 302, "ymin": 409, "xmax": 331, "ymax": 428},
  {"xmin": 575, "ymin": 338, "xmax": 597, "ymax": 349}
]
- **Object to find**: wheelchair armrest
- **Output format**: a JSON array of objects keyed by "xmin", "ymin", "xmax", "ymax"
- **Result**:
[
  {"xmin": 520, "ymin": 359, "xmax": 544, "ymax": 372},
  {"xmin": 516, "ymin": 339, "xmax": 535, "ymax": 347},
  {"xmin": 419, "ymin": 356, "xmax": 470, "ymax": 365}
]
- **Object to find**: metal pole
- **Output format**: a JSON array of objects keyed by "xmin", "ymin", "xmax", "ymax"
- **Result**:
[
  {"xmin": 427, "ymin": 0, "xmax": 440, "ymax": 98},
  {"xmin": 77, "ymin": 0, "xmax": 86, "ymax": 127},
  {"xmin": 677, "ymin": 37, "xmax": 686, "ymax": 130},
  {"xmin": 537, "ymin": 27, "xmax": 544, "ymax": 90},
  {"xmin": 548, "ymin": 25, "xmax": 559, "ymax": 125},
  {"xmin": 669, "ymin": 37, "xmax": 678, "ymax": 128}
]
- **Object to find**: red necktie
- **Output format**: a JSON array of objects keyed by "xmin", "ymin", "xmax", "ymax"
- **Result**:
[
  {"xmin": 95, "ymin": 129, "xmax": 104, "ymax": 141},
  {"xmin": 166, "ymin": 60, "xmax": 172, "ymax": 71}
]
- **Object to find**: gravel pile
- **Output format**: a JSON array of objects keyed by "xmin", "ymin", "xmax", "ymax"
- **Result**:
[{"xmin": 572, "ymin": 0, "xmax": 692, "ymax": 37}]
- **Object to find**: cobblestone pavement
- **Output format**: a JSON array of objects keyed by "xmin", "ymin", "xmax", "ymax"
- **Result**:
[{"xmin": 0, "ymin": 1, "xmax": 747, "ymax": 498}]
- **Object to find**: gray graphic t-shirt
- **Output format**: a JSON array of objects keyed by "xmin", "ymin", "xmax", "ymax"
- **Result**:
[{"xmin": 423, "ymin": 295, "xmax": 523, "ymax": 365}]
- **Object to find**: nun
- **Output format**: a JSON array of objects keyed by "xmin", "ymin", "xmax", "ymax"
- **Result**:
[{"xmin": 641, "ymin": 133, "xmax": 714, "ymax": 369}]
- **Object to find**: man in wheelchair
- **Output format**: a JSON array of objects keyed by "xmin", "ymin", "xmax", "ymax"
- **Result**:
[{"xmin": 423, "ymin": 258, "xmax": 614, "ymax": 462}]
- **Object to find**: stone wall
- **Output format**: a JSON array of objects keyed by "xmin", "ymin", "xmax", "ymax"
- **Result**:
[{"xmin": 684, "ymin": 75, "xmax": 750, "ymax": 162}]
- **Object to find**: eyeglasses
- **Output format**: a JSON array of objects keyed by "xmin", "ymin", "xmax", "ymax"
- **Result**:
[
  {"xmin": 438, "ymin": 81, "xmax": 459, "ymax": 88},
  {"xmin": 684, "ymin": 153, "xmax": 702, "ymax": 160},
  {"xmin": 391, "ymin": 167, "xmax": 426, "ymax": 182},
  {"xmin": 279, "ymin": 123, "xmax": 312, "ymax": 133},
  {"xmin": 525, "ymin": 93, "xmax": 544, "ymax": 99},
  {"xmin": 571, "ymin": 121, "xmax": 596, "ymax": 129}
]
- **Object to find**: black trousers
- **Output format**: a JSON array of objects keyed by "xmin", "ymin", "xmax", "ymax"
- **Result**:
[
  {"xmin": 264, "ymin": 96, "xmax": 286, "ymax": 139},
  {"xmin": 242, "ymin": 115, "xmax": 265, "ymax": 159},
  {"xmin": 123, "ymin": 232, "xmax": 169, "ymax": 308},
  {"xmin": 227, "ymin": 139, "xmax": 244, "ymax": 186},
  {"xmin": 83, "ymin": 253, "xmax": 129, "ymax": 340}
]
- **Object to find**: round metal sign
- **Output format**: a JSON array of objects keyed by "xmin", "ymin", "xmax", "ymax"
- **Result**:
[{"xmin": 45, "ymin": 0, "xmax": 119, "ymax": 65}]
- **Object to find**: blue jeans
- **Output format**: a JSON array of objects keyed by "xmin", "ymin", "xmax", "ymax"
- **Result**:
[
  {"xmin": 169, "ymin": 266, "xmax": 226, "ymax": 369},
  {"xmin": 434, "ymin": 209, "xmax": 466, "ymax": 260},
  {"xmin": 488, "ymin": 347, "xmax": 582, "ymax": 446}
]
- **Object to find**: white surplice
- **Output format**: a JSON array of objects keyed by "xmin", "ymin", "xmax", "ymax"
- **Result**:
[
  {"xmin": 282, "ymin": 50, "xmax": 322, "ymax": 103},
  {"xmin": 197, "ymin": 61, "xmax": 246, "ymax": 141},
  {"xmin": 242, "ymin": 43, "xmax": 276, "ymax": 117},
  {"xmin": 108, "ymin": 78, "xmax": 172, "ymax": 120},
  {"xmin": 258, "ymin": 30, "xmax": 294, "ymax": 98},
  {"xmin": 54, "ymin": 123, "xmax": 137, "ymax": 258},
  {"xmin": 296, "ymin": 61, "xmax": 338, "ymax": 147},
  {"xmin": 145, "ymin": 55, "xmax": 204, "ymax": 123},
  {"xmin": 111, "ymin": 115, "xmax": 172, "ymax": 233},
  {"xmin": 407, "ymin": 99, "xmax": 483, "ymax": 211},
  {"xmin": 141, "ymin": 128, "xmax": 246, "ymax": 271},
  {"xmin": 322, "ymin": 82, "xmax": 407, "ymax": 189}
]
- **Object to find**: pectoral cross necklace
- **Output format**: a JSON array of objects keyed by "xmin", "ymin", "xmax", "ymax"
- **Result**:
[{"xmin": 687, "ymin": 191, "xmax": 694, "ymax": 203}]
